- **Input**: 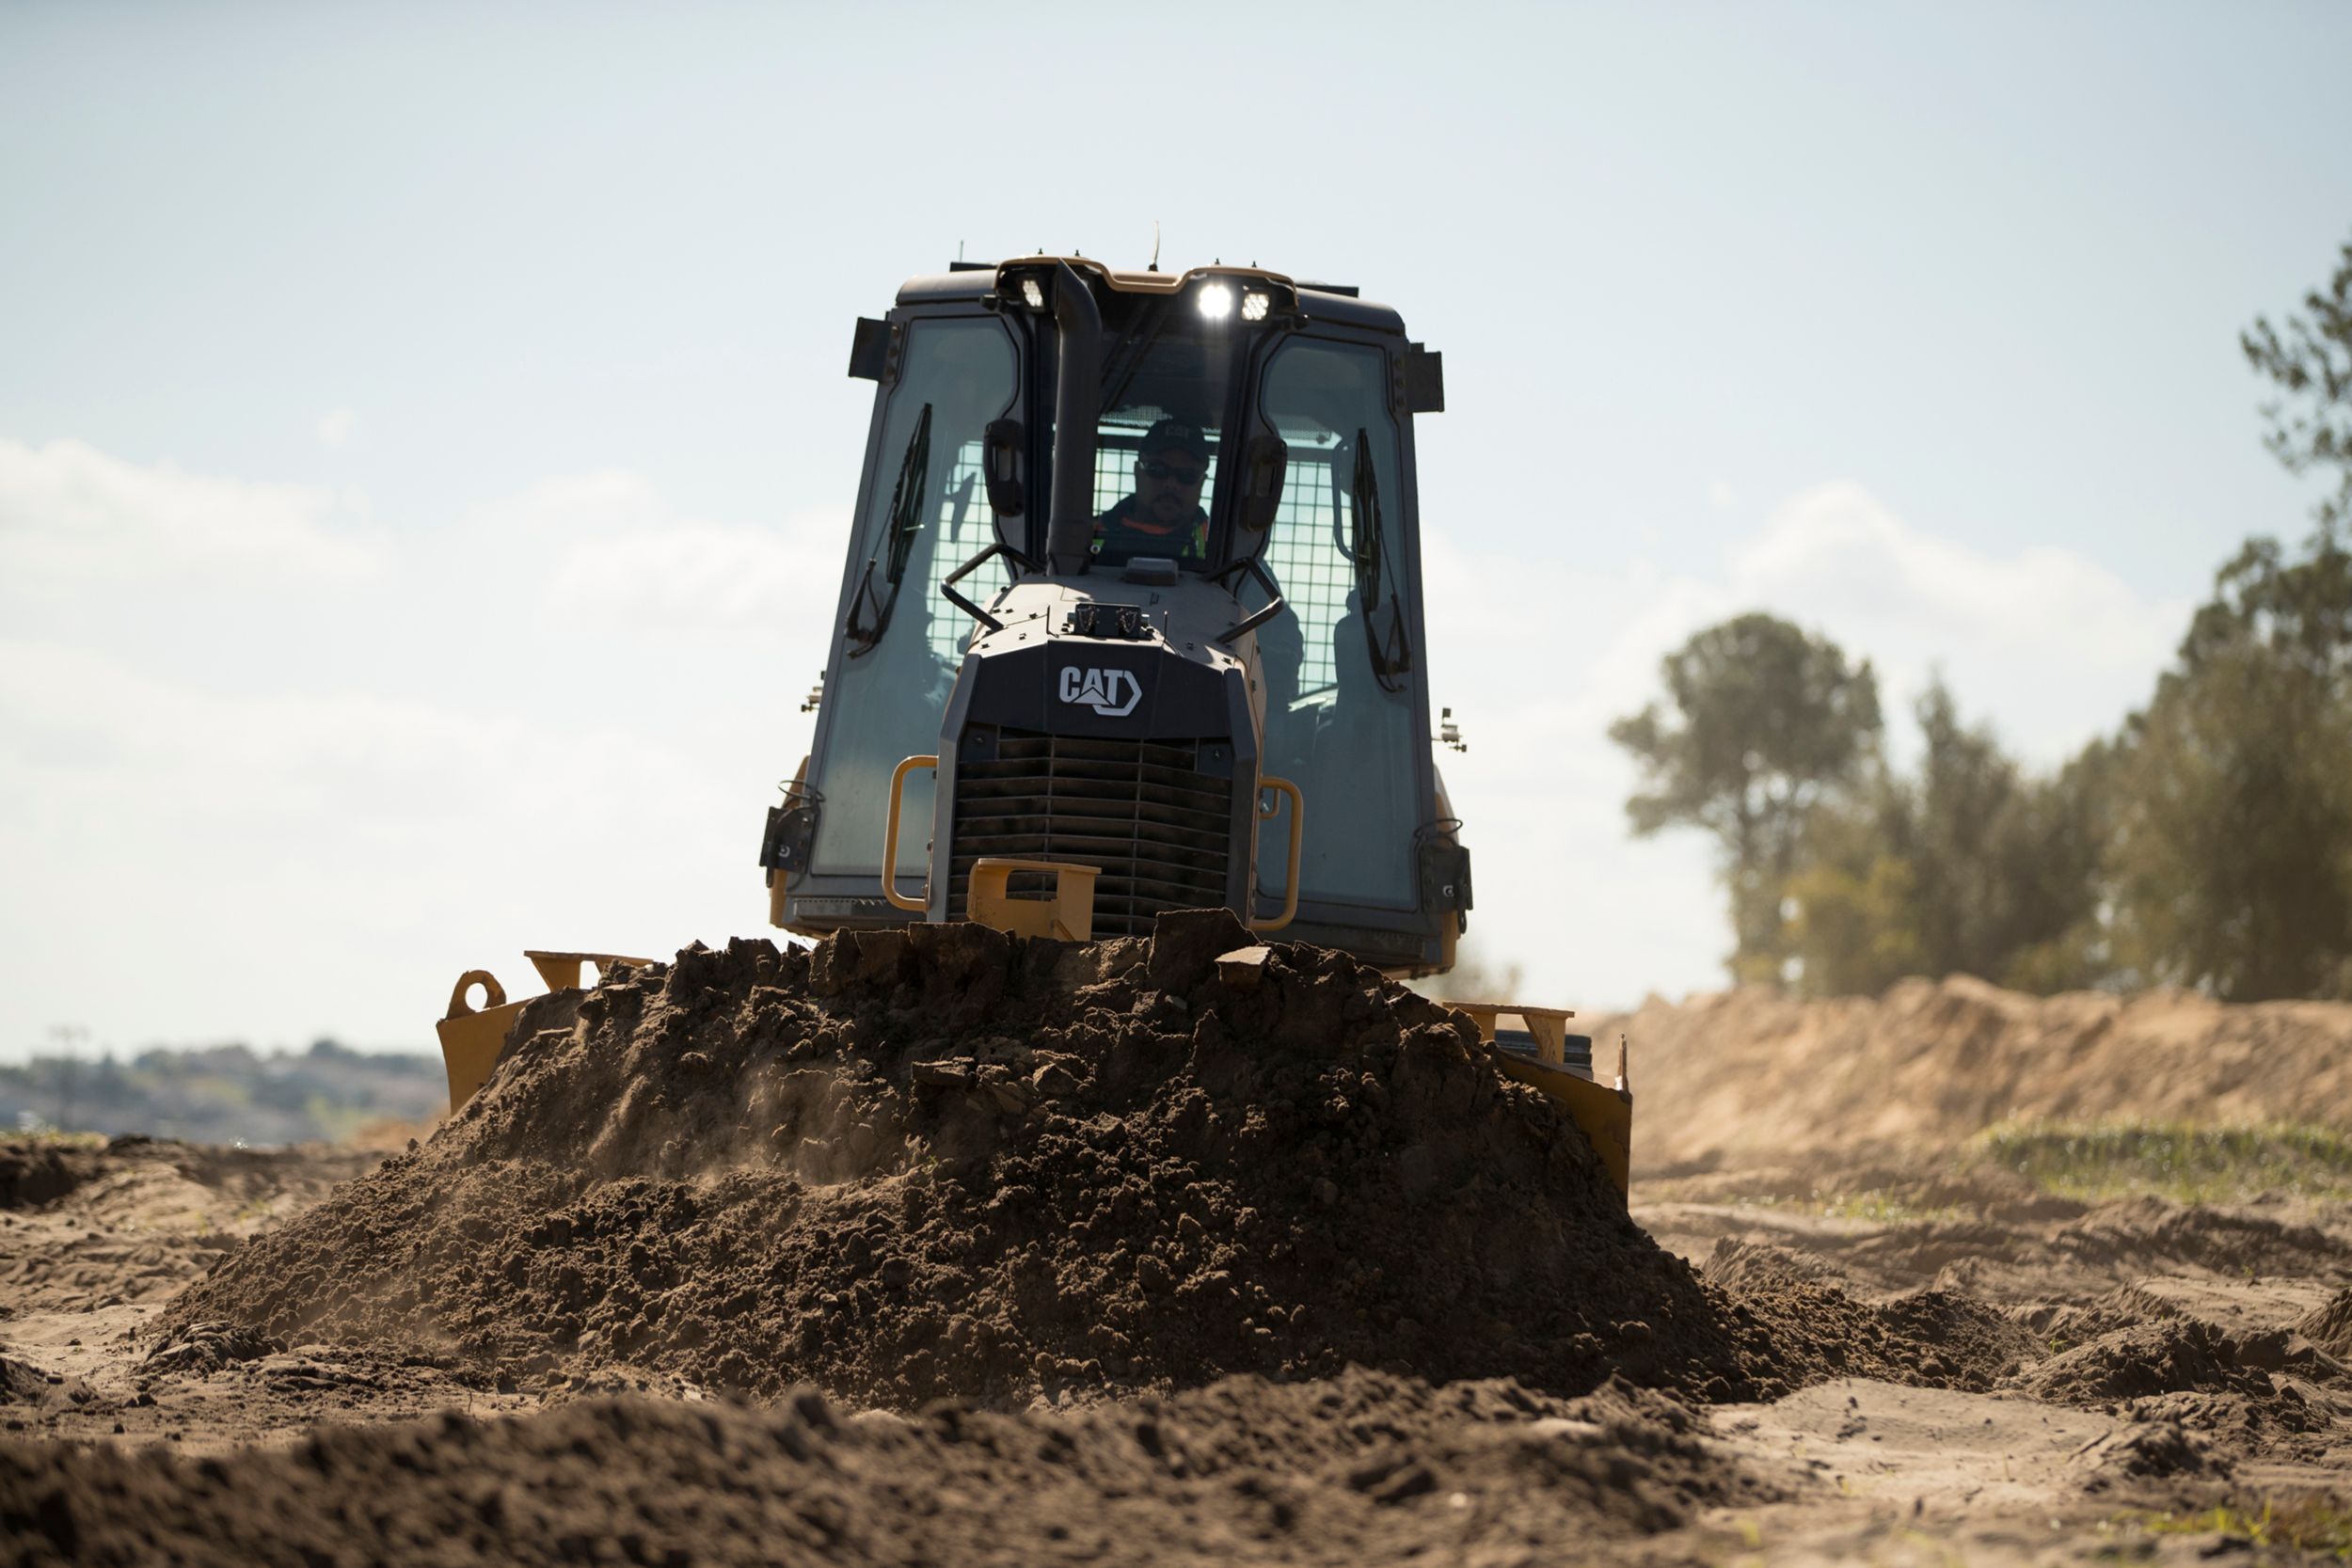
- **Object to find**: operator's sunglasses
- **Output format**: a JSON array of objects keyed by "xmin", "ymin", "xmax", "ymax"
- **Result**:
[{"xmin": 1138, "ymin": 458, "xmax": 1207, "ymax": 485}]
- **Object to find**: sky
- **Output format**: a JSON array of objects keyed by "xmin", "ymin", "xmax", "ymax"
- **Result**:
[{"xmin": 3, "ymin": 1, "xmax": 2349, "ymax": 1061}]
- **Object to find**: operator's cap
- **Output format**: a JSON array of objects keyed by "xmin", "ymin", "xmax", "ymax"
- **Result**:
[{"xmin": 1139, "ymin": 419, "xmax": 1210, "ymax": 464}]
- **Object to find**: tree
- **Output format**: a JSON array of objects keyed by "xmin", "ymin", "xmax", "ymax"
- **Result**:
[
  {"xmin": 2106, "ymin": 531, "xmax": 2352, "ymax": 1000},
  {"xmin": 1610, "ymin": 613, "xmax": 1882, "ymax": 981},
  {"xmin": 1782, "ymin": 681, "xmax": 2111, "ymax": 997},
  {"xmin": 2243, "ymin": 231, "xmax": 2352, "ymax": 535},
  {"xmin": 2094, "ymin": 241, "xmax": 2352, "ymax": 1001}
]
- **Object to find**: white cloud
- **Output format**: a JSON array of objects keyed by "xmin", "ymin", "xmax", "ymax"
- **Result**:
[
  {"xmin": 466, "ymin": 469, "xmax": 675, "ymax": 539},
  {"xmin": 1728, "ymin": 482, "xmax": 2186, "ymax": 760},
  {"xmin": 315, "ymin": 407, "xmax": 357, "ymax": 449},
  {"xmin": 0, "ymin": 634, "xmax": 765, "ymax": 1055},
  {"xmin": 544, "ymin": 508, "xmax": 850, "ymax": 634},
  {"xmin": 453, "ymin": 469, "xmax": 850, "ymax": 637},
  {"xmin": 0, "ymin": 437, "xmax": 376, "ymax": 582},
  {"xmin": 0, "ymin": 444, "xmax": 830, "ymax": 1060}
]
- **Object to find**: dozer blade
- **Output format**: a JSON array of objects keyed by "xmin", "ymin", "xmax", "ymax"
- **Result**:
[
  {"xmin": 1449, "ymin": 1002, "xmax": 1632, "ymax": 1201},
  {"xmin": 436, "ymin": 950, "xmax": 654, "ymax": 1112}
]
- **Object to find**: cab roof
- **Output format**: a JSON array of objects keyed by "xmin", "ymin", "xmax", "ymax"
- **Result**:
[{"xmin": 894, "ymin": 257, "xmax": 1407, "ymax": 336}]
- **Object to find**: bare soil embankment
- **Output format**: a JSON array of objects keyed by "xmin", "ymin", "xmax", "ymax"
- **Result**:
[{"xmin": 1591, "ymin": 974, "xmax": 2352, "ymax": 1177}]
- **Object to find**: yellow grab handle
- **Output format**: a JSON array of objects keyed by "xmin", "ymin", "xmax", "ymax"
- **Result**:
[
  {"xmin": 1249, "ymin": 775, "xmax": 1303, "ymax": 933},
  {"xmin": 881, "ymin": 753, "xmax": 939, "ymax": 913}
]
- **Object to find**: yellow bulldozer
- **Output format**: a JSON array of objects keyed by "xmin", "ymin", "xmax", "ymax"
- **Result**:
[{"xmin": 436, "ymin": 257, "xmax": 1630, "ymax": 1196}]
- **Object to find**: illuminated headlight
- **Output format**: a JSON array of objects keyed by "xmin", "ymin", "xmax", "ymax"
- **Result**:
[
  {"xmin": 1021, "ymin": 277, "xmax": 1044, "ymax": 309},
  {"xmin": 1242, "ymin": 290, "xmax": 1270, "ymax": 322},
  {"xmin": 1197, "ymin": 282, "xmax": 1234, "ymax": 320}
]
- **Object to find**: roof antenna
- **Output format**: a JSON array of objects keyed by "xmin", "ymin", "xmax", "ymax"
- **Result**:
[
  {"xmin": 1149, "ymin": 220, "xmax": 1161, "ymax": 273},
  {"xmin": 957, "ymin": 239, "xmax": 965, "ymax": 262}
]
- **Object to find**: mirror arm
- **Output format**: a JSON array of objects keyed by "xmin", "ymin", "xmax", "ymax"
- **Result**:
[{"xmin": 1214, "ymin": 556, "xmax": 1287, "ymax": 647}]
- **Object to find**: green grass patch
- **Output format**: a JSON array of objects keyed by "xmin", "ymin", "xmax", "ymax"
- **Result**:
[
  {"xmin": 1809, "ymin": 1190, "xmax": 1962, "ymax": 1226},
  {"xmin": 5, "ymin": 1128, "xmax": 106, "ymax": 1150},
  {"xmin": 2127, "ymin": 1497, "xmax": 2352, "ymax": 1559},
  {"xmin": 1725, "ymin": 1190, "xmax": 1962, "ymax": 1227},
  {"xmin": 1981, "ymin": 1120, "xmax": 2352, "ymax": 1204}
]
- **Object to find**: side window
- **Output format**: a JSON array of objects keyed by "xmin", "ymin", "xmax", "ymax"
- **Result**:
[
  {"xmin": 809, "ymin": 316, "xmax": 1018, "ymax": 878},
  {"xmin": 1254, "ymin": 340, "xmax": 1420, "ymax": 909}
]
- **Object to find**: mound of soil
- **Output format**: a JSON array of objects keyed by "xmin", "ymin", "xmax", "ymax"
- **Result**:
[
  {"xmin": 2298, "ymin": 1287, "xmax": 2352, "ymax": 1360},
  {"xmin": 1696, "ymin": 1241, "xmax": 2037, "ymax": 1390},
  {"xmin": 0, "ymin": 1368, "xmax": 1784, "ymax": 1567},
  {"xmin": 0, "ymin": 1141, "xmax": 106, "ymax": 1211},
  {"xmin": 2051, "ymin": 1197, "xmax": 2348, "ymax": 1278},
  {"xmin": 0, "ymin": 1354, "xmax": 53, "ymax": 1403},
  {"xmin": 2069, "ymin": 1418, "xmax": 2232, "ymax": 1494},
  {"xmin": 2009, "ymin": 1319, "xmax": 2277, "ymax": 1407},
  {"xmin": 169, "ymin": 916, "xmax": 1769, "ymax": 1408},
  {"xmin": 1595, "ymin": 976, "xmax": 2352, "ymax": 1173}
]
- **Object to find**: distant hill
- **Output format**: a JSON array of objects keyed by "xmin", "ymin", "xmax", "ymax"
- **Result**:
[{"xmin": 1, "ymin": 1040, "xmax": 445, "ymax": 1147}]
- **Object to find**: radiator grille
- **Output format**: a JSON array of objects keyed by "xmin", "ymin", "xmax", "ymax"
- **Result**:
[{"xmin": 949, "ymin": 732, "xmax": 1235, "ymax": 938}]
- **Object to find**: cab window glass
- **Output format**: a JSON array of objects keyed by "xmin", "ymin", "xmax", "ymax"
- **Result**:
[
  {"xmin": 1086, "ymin": 307, "xmax": 1233, "ymax": 569},
  {"xmin": 810, "ymin": 316, "xmax": 1017, "ymax": 878},
  {"xmin": 1253, "ymin": 339, "xmax": 1418, "ymax": 909}
]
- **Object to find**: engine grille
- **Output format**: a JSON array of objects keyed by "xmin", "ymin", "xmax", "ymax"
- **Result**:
[{"xmin": 949, "ymin": 732, "xmax": 1235, "ymax": 938}]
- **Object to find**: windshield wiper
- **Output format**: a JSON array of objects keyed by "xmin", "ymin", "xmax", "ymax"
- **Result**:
[
  {"xmin": 1352, "ymin": 429, "xmax": 1411, "ymax": 691},
  {"xmin": 844, "ymin": 403, "xmax": 932, "ymax": 655}
]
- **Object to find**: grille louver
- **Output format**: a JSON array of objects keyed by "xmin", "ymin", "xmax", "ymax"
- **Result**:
[{"xmin": 949, "ymin": 732, "xmax": 1234, "ymax": 937}]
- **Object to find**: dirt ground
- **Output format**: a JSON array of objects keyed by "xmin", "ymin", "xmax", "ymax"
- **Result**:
[{"xmin": 4, "ymin": 939, "xmax": 2348, "ymax": 1566}]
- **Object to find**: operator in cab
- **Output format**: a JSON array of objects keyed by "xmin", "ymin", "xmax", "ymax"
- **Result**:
[{"xmin": 1091, "ymin": 419, "xmax": 1212, "ymax": 562}]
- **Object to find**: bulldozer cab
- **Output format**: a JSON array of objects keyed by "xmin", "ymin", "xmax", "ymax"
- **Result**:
[{"xmin": 766, "ymin": 258, "xmax": 1464, "ymax": 973}]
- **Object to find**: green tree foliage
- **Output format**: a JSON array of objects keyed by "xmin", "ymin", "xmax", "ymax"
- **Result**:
[
  {"xmin": 1783, "ymin": 682, "xmax": 2111, "ymax": 997},
  {"xmin": 2090, "ymin": 238, "xmax": 2352, "ymax": 1001},
  {"xmin": 2242, "ymin": 232, "xmax": 2352, "ymax": 534},
  {"xmin": 1609, "ymin": 613, "xmax": 1883, "ymax": 980},
  {"xmin": 2106, "ymin": 530, "xmax": 2352, "ymax": 1000}
]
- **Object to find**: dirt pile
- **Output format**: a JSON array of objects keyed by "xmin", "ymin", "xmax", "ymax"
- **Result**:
[
  {"xmin": 168, "ymin": 915, "xmax": 1772, "ymax": 1408},
  {"xmin": 0, "ymin": 1369, "xmax": 1785, "ymax": 1567},
  {"xmin": 1699, "ymin": 1243, "xmax": 2035, "ymax": 1391},
  {"xmin": 0, "ymin": 1143, "xmax": 106, "ymax": 1212},
  {"xmin": 2010, "ymin": 1318, "xmax": 2280, "ymax": 1406},
  {"xmin": 2299, "ymin": 1287, "xmax": 2352, "ymax": 1359},
  {"xmin": 1593, "ymin": 975, "xmax": 2352, "ymax": 1174}
]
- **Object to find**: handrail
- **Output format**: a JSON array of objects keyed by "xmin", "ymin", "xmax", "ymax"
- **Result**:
[
  {"xmin": 881, "ymin": 753, "xmax": 939, "ymax": 913},
  {"xmin": 940, "ymin": 543, "xmax": 1010, "ymax": 633},
  {"xmin": 1249, "ymin": 775, "xmax": 1304, "ymax": 932}
]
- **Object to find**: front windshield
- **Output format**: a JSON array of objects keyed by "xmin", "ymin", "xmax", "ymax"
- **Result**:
[{"xmin": 1084, "ymin": 298, "xmax": 1243, "ymax": 570}]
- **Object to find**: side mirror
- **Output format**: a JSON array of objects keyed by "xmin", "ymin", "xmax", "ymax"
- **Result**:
[
  {"xmin": 1241, "ymin": 433, "xmax": 1288, "ymax": 531},
  {"xmin": 983, "ymin": 419, "xmax": 1025, "ymax": 517},
  {"xmin": 848, "ymin": 317, "xmax": 891, "ymax": 381}
]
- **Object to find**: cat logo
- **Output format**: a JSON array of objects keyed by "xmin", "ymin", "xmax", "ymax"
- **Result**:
[{"xmin": 1057, "ymin": 665, "xmax": 1142, "ymax": 718}]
